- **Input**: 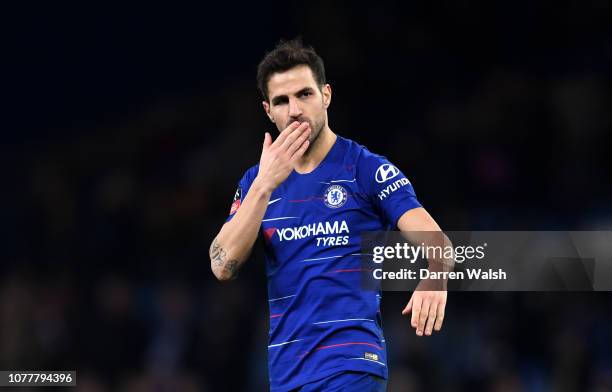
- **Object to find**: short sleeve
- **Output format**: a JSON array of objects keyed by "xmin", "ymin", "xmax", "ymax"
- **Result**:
[
  {"xmin": 225, "ymin": 165, "xmax": 259, "ymax": 223},
  {"xmin": 357, "ymin": 149, "xmax": 422, "ymax": 228}
]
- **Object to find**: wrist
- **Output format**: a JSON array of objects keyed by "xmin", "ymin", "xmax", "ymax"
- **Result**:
[{"xmin": 251, "ymin": 177, "xmax": 274, "ymax": 198}]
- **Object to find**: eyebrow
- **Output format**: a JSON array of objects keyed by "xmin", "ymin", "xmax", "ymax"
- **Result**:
[{"xmin": 270, "ymin": 87, "xmax": 315, "ymax": 105}]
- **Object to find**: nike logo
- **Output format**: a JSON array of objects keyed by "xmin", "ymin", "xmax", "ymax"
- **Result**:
[{"xmin": 268, "ymin": 198, "xmax": 282, "ymax": 205}]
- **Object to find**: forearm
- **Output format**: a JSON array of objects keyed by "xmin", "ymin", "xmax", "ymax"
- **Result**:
[
  {"xmin": 397, "ymin": 208, "xmax": 453, "ymax": 288},
  {"xmin": 423, "ymin": 233, "xmax": 453, "ymax": 291},
  {"xmin": 210, "ymin": 179, "xmax": 272, "ymax": 281}
]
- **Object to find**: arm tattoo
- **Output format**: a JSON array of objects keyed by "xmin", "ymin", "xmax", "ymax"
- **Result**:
[
  {"xmin": 210, "ymin": 238, "xmax": 226, "ymax": 268},
  {"xmin": 223, "ymin": 259, "xmax": 240, "ymax": 279},
  {"xmin": 210, "ymin": 238, "xmax": 242, "ymax": 279}
]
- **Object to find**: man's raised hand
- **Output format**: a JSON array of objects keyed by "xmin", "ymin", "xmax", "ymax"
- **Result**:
[{"xmin": 255, "ymin": 121, "xmax": 311, "ymax": 193}]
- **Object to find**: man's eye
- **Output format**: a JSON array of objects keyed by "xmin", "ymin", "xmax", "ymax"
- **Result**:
[{"xmin": 301, "ymin": 92, "xmax": 311, "ymax": 97}]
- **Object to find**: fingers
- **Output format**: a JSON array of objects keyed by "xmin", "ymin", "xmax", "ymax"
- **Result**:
[
  {"xmin": 417, "ymin": 298, "xmax": 430, "ymax": 336},
  {"xmin": 401, "ymin": 296, "xmax": 413, "ymax": 316},
  {"xmin": 280, "ymin": 122, "xmax": 310, "ymax": 151},
  {"xmin": 408, "ymin": 292, "xmax": 447, "ymax": 336},
  {"xmin": 410, "ymin": 295, "xmax": 422, "ymax": 330},
  {"xmin": 434, "ymin": 299, "xmax": 446, "ymax": 331},
  {"xmin": 290, "ymin": 139, "xmax": 310, "ymax": 161},
  {"xmin": 274, "ymin": 121, "xmax": 301, "ymax": 146},
  {"xmin": 424, "ymin": 302, "xmax": 438, "ymax": 336},
  {"xmin": 286, "ymin": 126, "xmax": 311, "ymax": 156},
  {"xmin": 263, "ymin": 132, "xmax": 272, "ymax": 150},
  {"xmin": 256, "ymin": 122, "xmax": 309, "ymax": 192}
]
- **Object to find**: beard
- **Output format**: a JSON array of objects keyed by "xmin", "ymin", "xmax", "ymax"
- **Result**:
[{"xmin": 307, "ymin": 117, "xmax": 325, "ymax": 147}]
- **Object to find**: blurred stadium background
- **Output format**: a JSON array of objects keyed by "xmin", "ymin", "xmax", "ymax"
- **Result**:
[{"xmin": 3, "ymin": 1, "xmax": 612, "ymax": 391}]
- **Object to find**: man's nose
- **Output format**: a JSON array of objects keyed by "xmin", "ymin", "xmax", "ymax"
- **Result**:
[{"xmin": 288, "ymin": 98, "xmax": 303, "ymax": 118}]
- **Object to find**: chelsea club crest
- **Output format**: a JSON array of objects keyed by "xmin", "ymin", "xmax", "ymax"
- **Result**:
[{"xmin": 324, "ymin": 184, "xmax": 348, "ymax": 209}]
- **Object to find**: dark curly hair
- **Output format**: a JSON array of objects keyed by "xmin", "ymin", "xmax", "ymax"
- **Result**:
[{"xmin": 257, "ymin": 38, "xmax": 326, "ymax": 102}]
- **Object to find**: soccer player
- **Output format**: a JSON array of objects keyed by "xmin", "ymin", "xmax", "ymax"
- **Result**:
[{"xmin": 210, "ymin": 39, "xmax": 447, "ymax": 392}]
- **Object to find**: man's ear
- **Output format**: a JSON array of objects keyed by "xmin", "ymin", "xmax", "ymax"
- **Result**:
[
  {"xmin": 322, "ymin": 84, "xmax": 332, "ymax": 109},
  {"xmin": 262, "ymin": 101, "xmax": 274, "ymax": 123}
]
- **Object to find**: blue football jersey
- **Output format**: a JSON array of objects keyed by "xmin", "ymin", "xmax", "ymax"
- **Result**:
[{"xmin": 226, "ymin": 135, "xmax": 421, "ymax": 391}]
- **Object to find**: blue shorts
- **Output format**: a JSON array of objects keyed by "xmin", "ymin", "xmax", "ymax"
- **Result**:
[{"xmin": 293, "ymin": 371, "xmax": 387, "ymax": 392}]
